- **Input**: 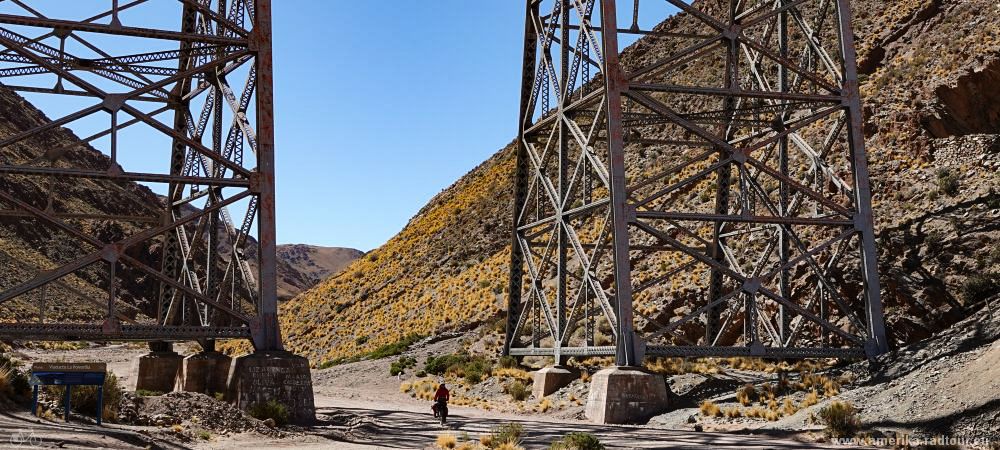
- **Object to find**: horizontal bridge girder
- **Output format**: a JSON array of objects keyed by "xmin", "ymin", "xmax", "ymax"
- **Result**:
[
  {"xmin": 0, "ymin": 165, "xmax": 251, "ymax": 187},
  {"xmin": 0, "ymin": 324, "xmax": 251, "ymax": 341},
  {"xmin": 634, "ymin": 211, "xmax": 854, "ymax": 227},
  {"xmin": 509, "ymin": 346, "xmax": 616, "ymax": 357},
  {"xmin": 0, "ymin": 14, "xmax": 247, "ymax": 46},
  {"xmin": 645, "ymin": 345, "xmax": 866, "ymax": 359}
]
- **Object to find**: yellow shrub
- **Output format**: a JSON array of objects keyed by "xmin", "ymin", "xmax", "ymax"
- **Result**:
[
  {"xmin": 436, "ymin": 433, "xmax": 457, "ymax": 449},
  {"xmin": 782, "ymin": 398, "xmax": 798, "ymax": 416},
  {"xmin": 802, "ymin": 390, "xmax": 819, "ymax": 408},
  {"xmin": 699, "ymin": 400, "xmax": 721, "ymax": 417},
  {"xmin": 736, "ymin": 384, "xmax": 756, "ymax": 406}
]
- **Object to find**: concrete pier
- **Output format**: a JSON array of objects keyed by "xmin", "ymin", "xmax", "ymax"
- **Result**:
[
  {"xmin": 227, "ymin": 351, "xmax": 315, "ymax": 425},
  {"xmin": 175, "ymin": 351, "xmax": 231, "ymax": 395},
  {"xmin": 585, "ymin": 366, "xmax": 670, "ymax": 424},
  {"xmin": 132, "ymin": 342, "xmax": 183, "ymax": 393},
  {"xmin": 532, "ymin": 366, "xmax": 577, "ymax": 399}
]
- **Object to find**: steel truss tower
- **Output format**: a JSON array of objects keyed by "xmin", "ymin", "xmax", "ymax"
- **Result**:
[
  {"xmin": 506, "ymin": 0, "xmax": 888, "ymax": 365},
  {"xmin": 0, "ymin": 0, "xmax": 281, "ymax": 351}
]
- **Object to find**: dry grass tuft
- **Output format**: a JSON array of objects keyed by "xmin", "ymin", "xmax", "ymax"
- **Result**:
[
  {"xmin": 699, "ymin": 400, "xmax": 722, "ymax": 417},
  {"xmin": 782, "ymin": 398, "xmax": 798, "ymax": 416},
  {"xmin": 736, "ymin": 383, "xmax": 756, "ymax": 406},
  {"xmin": 436, "ymin": 433, "xmax": 458, "ymax": 449},
  {"xmin": 801, "ymin": 390, "xmax": 820, "ymax": 408}
]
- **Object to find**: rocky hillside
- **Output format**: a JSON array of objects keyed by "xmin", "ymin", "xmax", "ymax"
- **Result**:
[
  {"xmin": 0, "ymin": 86, "xmax": 163, "ymax": 323},
  {"xmin": 276, "ymin": 245, "xmax": 363, "ymax": 301},
  {"xmin": 281, "ymin": 0, "xmax": 1000, "ymax": 366}
]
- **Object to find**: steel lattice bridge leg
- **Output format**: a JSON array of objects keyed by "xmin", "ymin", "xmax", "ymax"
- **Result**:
[
  {"xmin": 505, "ymin": 0, "xmax": 889, "ymax": 363},
  {"xmin": 0, "ymin": 0, "xmax": 281, "ymax": 351}
]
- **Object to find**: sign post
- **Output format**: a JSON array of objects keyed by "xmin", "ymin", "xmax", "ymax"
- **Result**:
[{"xmin": 30, "ymin": 363, "xmax": 108, "ymax": 425}]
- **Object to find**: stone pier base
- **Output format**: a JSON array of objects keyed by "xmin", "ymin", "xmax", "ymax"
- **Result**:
[
  {"xmin": 532, "ymin": 366, "xmax": 577, "ymax": 399},
  {"xmin": 133, "ymin": 350, "xmax": 184, "ymax": 393},
  {"xmin": 175, "ymin": 351, "xmax": 231, "ymax": 395},
  {"xmin": 585, "ymin": 366, "xmax": 669, "ymax": 424},
  {"xmin": 227, "ymin": 351, "xmax": 315, "ymax": 425}
]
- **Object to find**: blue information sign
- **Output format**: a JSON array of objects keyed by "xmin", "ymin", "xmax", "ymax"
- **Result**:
[{"xmin": 30, "ymin": 363, "xmax": 108, "ymax": 425}]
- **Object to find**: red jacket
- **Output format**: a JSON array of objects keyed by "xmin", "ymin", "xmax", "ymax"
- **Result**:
[{"xmin": 434, "ymin": 386, "xmax": 450, "ymax": 402}]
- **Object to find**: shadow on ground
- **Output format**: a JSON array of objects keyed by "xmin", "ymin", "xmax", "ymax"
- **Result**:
[{"xmin": 313, "ymin": 406, "xmax": 850, "ymax": 449}]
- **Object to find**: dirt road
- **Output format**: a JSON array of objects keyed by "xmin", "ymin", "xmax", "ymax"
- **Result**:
[
  {"xmin": 0, "ymin": 396, "xmax": 849, "ymax": 450},
  {"xmin": 0, "ymin": 345, "xmax": 861, "ymax": 449}
]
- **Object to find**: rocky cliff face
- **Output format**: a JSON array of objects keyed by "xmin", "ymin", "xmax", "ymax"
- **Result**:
[{"xmin": 281, "ymin": 0, "xmax": 1000, "ymax": 365}]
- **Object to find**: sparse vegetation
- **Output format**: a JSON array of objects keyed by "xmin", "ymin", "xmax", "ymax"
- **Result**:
[
  {"xmin": 136, "ymin": 389, "xmax": 164, "ymax": 397},
  {"xmin": 936, "ymin": 169, "xmax": 961, "ymax": 196},
  {"xmin": 818, "ymin": 401, "xmax": 860, "ymax": 438},
  {"xmin": 802, "ymin": 390, "xmax": 820, "ymax": 408},
  {"xmin": 736, "ymin": 384, "xmax": 756, "ymax": 406},
  {"xmin": 425, "ymin": 353, "xmax": 493, "ymax": 385},
  {"xmin": 318, "ymin": 333, "xmax": 425, "ymax": 368},
  {"xmin": 436, "ymin": 433, "xmax": 458, "ymax": 449},
  {"xmin": 247, "ymin": 400, "xmax": 289, "ymax": 426},
  {"xmin": 505, "ymin": 380, "xmax": 530, "ymax": 401},
  {"xmin": 498, "ymin": 356, "xmax": 518, "ymax": 369},
  {"xmin": 390, "ymin": 356, "xmax": 417, "ymax": 376},
  {"xmin": 486, "ymin": 423, "xmax": 524, "ymax": 448},
  {"xmin": 549, "ymin": 432, "xmax": 604, "ymax": 450},
  {"xmin": 962, "ymin": 274, "xmax": 1000, "ymax": 303},
  {"xmin": 0, "ymin": 355, "xmax": 30, "ymax": 404},
  {"xmin": 699, "ymin": 400, "xmax": 721, "ymax": 417},
  {"xmin": 46, "ymin": 372, "xmax": 122, "ymax": 422}
]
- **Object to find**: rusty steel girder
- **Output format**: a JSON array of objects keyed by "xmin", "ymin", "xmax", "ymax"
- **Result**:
[
  {"xmin": 506, "ymin": 0, "xmax": 888, "ymax": 364},
  {"xmin": 0, "ymin": 0, "xmax": 281, "ymax": 351}
]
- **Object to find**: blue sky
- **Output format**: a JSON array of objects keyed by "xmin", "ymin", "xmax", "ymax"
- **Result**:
[
  {"xmin": 272, "ymin": 2, "xmax": 525, "ymax": 251},
  {"xmin": 1, "ymin": 1, "xmax": 678, "ymax": 252},
  {"xmin": 272, "ymin": 1, "xmax": 676, "ymax": 250}
]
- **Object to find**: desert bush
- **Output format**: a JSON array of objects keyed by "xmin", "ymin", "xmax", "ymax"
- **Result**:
[
  {"xmin": 505, "ymin": 380, "xmax": 530, "ymax": 401},
  {"xmin": 0, "ymin": 364, "xmax": 29, "ymax": 405},
  {"xmin": 962, "ymin": 274, "xmax": 1000, "ymax": 303},
  {"xmin": 426, "ymin": 353, "xmax": 492, "ymax": 384},
  {"xmin": 370, "ymin": 333, "xmax": 424, "ymax": 359},
  {"xmin": 436, "ymin": 433, "xmax": 458, "ymax": 449},
  {"xmin": 247, "ymin": 399, "xmax": 289, "ymax": 426},
  {"xmin": 723, "ymin": 406, "xmax": 742, "ymax": 418},
  {"xmin": 782, "ymin": 398, "xmax": 798, "ymax": 416},
  {"xmin": 425, "ymin": 354, "xmax": 468, "ymax": 375},
  {"xmin": 390, "ymin": 356, "xmax": 417, "ymax": 376},
  {"xmin": 493, "ymin": 367, "xmax": 532, "ymax": 383},
  {"xmin": 487, "ymin": 423, "xmax": 524, "ymax": 448},
  {"xmin": 549, "ymin": 432, "xmax": 604, "ymax": 449},
  {"xmin": 699, "ymin": 400, "xmax": 721, "ymax": 417},
  {"xmin": 498, "ymin": 355, "xmax": 519, "ymax": 369},
  {"xmin": 936, "ymin": 169, "xmax": 960, "ymax": 196},
  {"xmin": 822, "ymin": 379, "xmax": 841, "ymax": 397},
  {"xmin": 802, "ymin": 390, "xmax": 820, "ymax": 407},
  {"xmin": 818, "ymin": 401, "xmax": 860, "ymax": 438},
  {"xmin": 736, "ymin": 383, "xmax": 756, "ymax": 406}
]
